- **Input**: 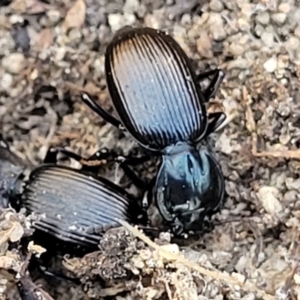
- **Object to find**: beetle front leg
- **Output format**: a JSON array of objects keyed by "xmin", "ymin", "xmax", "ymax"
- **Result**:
[
  {"xmin": 170, "ymin": 217, "xmax": 184, "ymax": 236},
  {"xmin": 81, "ymin": 93, "xmax": 126, "ymax": 131},
  {"xmin": 142, "ymin": 177, "xmax": 156, "ymax": 208},
  {"xmin": 88, "ymin": 149, "xmax": 150, "ymax": 189},
  {"xmin": 114, "ymin": 154, "xmax": 151, "ymax": 166},
  {"xmin": 43, "ymin": 147, "xmax": 64, "ymax": 164},
  {"xmin": 118, "ymin": 164, "xmax": 148, "ymax": 190},
  {"xmin": 205, "ymin": 112, "xmax": 227, "ymax": 137},
  {"xmin": 202, "ymin": 214, "xmax": 215, "ymax": 233},
  {"xmin": 196, "ymin": 69, "xmax": 225, "ymax": 100},
  {"xmin": 87, "ymin": 148, "xmax": 151, "ymax": 166},
  {"xmin": 43, "ymin": 147, "xmax": 111, "ymax": 169}
]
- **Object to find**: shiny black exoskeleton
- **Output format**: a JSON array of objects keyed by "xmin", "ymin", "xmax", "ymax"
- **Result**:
[
  {"xmin": 0, "ymin": 139, "xmax": 147, "ymax": 250},
  {"xmin": 78, "ymin": 27, "xmax": 227, "ymax": 236},
  {"xmin": 0, "ymin": 138, "xmax": 25, "ymax": 208}
]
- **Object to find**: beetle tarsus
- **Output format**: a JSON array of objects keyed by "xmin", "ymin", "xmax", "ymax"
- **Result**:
[
  {"xmin": 196, "ymin": 69, "xmax": 225, "ymax": 100},
  {"xmin": 86, "ymin": 147, "xmax": 117, "ymax": 162},
  {"xmin": 44, "ymin": 146, "xmax": 112, "ymax": 168},
  {"xmin": 43, "ymin": 147, "xmax": 81, "ymax": 164},
  {"xmin": 205, "ymin": 112, "xmax": 227, "ymax": 136},
  {"xmin": 170, "ymin": 217, "xmax": 184, "ymax": 236}
]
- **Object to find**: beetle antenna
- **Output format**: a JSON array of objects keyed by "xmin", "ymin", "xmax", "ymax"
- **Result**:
[{"xmin": 81, "ymin": 93, "xmax": 125, "ymax": 131}]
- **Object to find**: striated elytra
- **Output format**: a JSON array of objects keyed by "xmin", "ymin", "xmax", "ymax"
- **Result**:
[
  {"xmin": 21, "ymin": 165, "xmax": 146, "ymax": 248},
  {"xmin": 0, "ymin": 139, "xmax": 146, "ymax": 249},
  {"xmin": 105, "ymin": 27, "xmax": 208, "ymax": 150},
  {"xmin": 80, "ymin": 26, "xmax": 227, "ymax": 236}
]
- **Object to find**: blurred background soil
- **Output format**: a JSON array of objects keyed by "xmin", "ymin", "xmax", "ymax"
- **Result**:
[{"xmin": 1, "ymin": 0, "xmax": 300, "ymax": 299}]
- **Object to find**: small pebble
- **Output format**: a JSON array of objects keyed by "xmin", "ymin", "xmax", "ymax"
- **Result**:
[
  {"xmin": 294, "ymin": 25, "xmax": 300, "ymax": 38},
  {"xmin": 288, "ymin": 8, "xmax": 300, "ymax": 28},
  {"xmin": 46, "ymin": 9, "xmax": 61, "ymax": 25},
  {"xmin": 279, "ymin": 134, "xmax": 290, "ymax": 145},
  {"xmin": 226, "ymin": 58, "xmax": 250, "ymax": 70},
  {"xmin": 196, "ymin": 31, "xmax": 213, "ymax": 58},
  {"xmin": 254, "ymin": 24, "xmax": 264, "ymax": 37},
  {"xmin": 0, "ymin": 106, "xmax": 7, "ymax": 115},
  {"xmin": 294, "ymin": 274, "xmax": 300, "ymax": 285},
  {"xmin": 181, "ymin": 14, "xmax": 192, "ymax": 25},
  {"xmin": 278, "ymin": 3, "xmax": 291, "ymax": 13},
  {"xmin": 263, "ymin": 56, "xmax": 277, "ymax": 73},
  {"xmin": 283, "ymin": 190, "xmax": 297, "ymax": 203},
  {"xmin": 261, "ymin": 31, "xmax": 274, "ymax": 48},
  {"xmin": 256, "ymin": 186, "xmax": 282, "ymax": 215},
  {"xmin": 0, "ymin": 73, "xmax": 13, "ymax": 89},
  {"xmin": 108, "ymin": 13, "xmax": 136, "ymax": 32},
  {"xmin": 208, "ymin": 13, "xmax": 226, "ymax": 41},
  {"xmin": 108, "ymin": 14, "xmax": 123, "ymax": 31},
  {"xmin": 256, "ymin": 11, "xmax": 270, "ymax": 25},
  {"xmin": 9, "ymin": 14, "xmax": 23, "ymax": 24},
  {"xmin": 271, "ymin": 13, "xmax": 287, "ymax": 25},
  {"xmin": 123, "ymin": 0, "xmax": 139, "ymax": 14},
  {"xmin": 209, "ymin": 0, "xmax": 224, "ymax": 12},
  {"xmin": 285, "ymin": 36, "xmax": 300, "ymax": 51},
  {"xmin": 277, "ymin": 101, "xmax": 291, "ymax": 117},
  {"xmin": 285, "ymin": 177, "xmax": 300, "ymax": 190},
  {"xmin": 228, "ymin": 43, "xmax": 244, "ymax": 56},
  {"xmin": 1, "ymin": 53, "xmax": 25, "ymax": 74}
]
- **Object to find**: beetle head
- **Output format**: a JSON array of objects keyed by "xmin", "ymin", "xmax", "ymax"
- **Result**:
[{"xmin": 155, "ymin": 146, "xmax": 225, "ymax": 236}]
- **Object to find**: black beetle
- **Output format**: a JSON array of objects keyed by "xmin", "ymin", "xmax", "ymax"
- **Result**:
[
  {"xmin": 0, "ymin": 137, "xmax": 25, "ymax": 208},
  {"xmin": 76, "ymin": 27, "xmax": 226, "ymax": 236},
  {"xmin": 0, "ymin": 139, "xmax": 147, "ymax": 251},
  {"xmin": 20, "ymin": 164, "xmax": 146, "ymax": 249}
]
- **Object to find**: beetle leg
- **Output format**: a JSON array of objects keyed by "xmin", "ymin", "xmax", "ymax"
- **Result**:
[
  {"xmin": 203, "ymin": 215, "xmax": 214, "ymax": 232},
  {"xmin": 84, "ymin": 147, "xmax": 120, "ymax": 167},
  {"xmin": 170, "ymin": 217, "xmax": 184, "ymax": 236},
  {"xmin": 43, "ymin": 146, "xmax": 112, "ymax": 168},
  {"xmin": 87, "ymin": 149, "xmax": 151, "ymax": 169},
  {"xmin": 196, "ymin": 69, "xmax": 225, "ymax": 100},
  {"xmin": 114, "ymin": 154, "xmax": 151, "ymax": 166},
  {"xmin": 205, "ymin": 112, "xmax": 227, "ymax": 137},
  {"xmin": 142, "ymin": 177, "xmax": 155, "ymax": 208},
  {"xmin": 117, "ymin": 164, "xmax": 148, "ymax": 190},
  {"xmin": 0, "ymin": 135, "xmax": 9, "ymax": 149},
  {"xmin": 43, "ymin": 147, "xmax": 64, "ymax": 164},
  {"xmin": 89, "ymin": 150, "xmax": 150, "ymax": 189},
  {"xmin": 81, "ymin": 92, "xmax": 126, "ymax": 131}
]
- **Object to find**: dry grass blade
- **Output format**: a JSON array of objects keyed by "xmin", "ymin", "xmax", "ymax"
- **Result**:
[
  {"xmin": 252, "ymin": 133, "xmax": 300, "ymax": 159},
  {"xmin": 117, "ymin": 220, "xmax": 274, "ymax": 300}
]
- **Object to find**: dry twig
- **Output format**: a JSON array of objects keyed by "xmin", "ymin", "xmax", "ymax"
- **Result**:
[{"xmin": 118, "ymin": 220, "xmax": 274, "ymax": 300}]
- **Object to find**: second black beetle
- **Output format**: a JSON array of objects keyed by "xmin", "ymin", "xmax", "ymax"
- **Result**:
[
  {"xmin": 0, "ymin": 140, "xmax": 147, "ymax": 251},
  {"xmin": 79, "ymin": 27, "xmax": 227, "ymax": 236}
]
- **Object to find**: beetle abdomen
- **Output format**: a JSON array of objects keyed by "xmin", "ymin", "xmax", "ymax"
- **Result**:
[
  {"xmin": 105, "ymin": 27, "xmax": 207, "ymax": 150},
  {"xmin": 21, "ymin": 165, "xmax": 139, "ymax": 247}
]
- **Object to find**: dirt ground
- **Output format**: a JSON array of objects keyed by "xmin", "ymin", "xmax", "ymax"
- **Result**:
[{"xmin": 1, "ymin": 0, "xmax": 300, "ymax": 299}]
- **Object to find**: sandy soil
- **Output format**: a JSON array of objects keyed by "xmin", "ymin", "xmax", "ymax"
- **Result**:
[{"xmin": 1, "ymin": 0, "xmax": 300, "ymax": 299}]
